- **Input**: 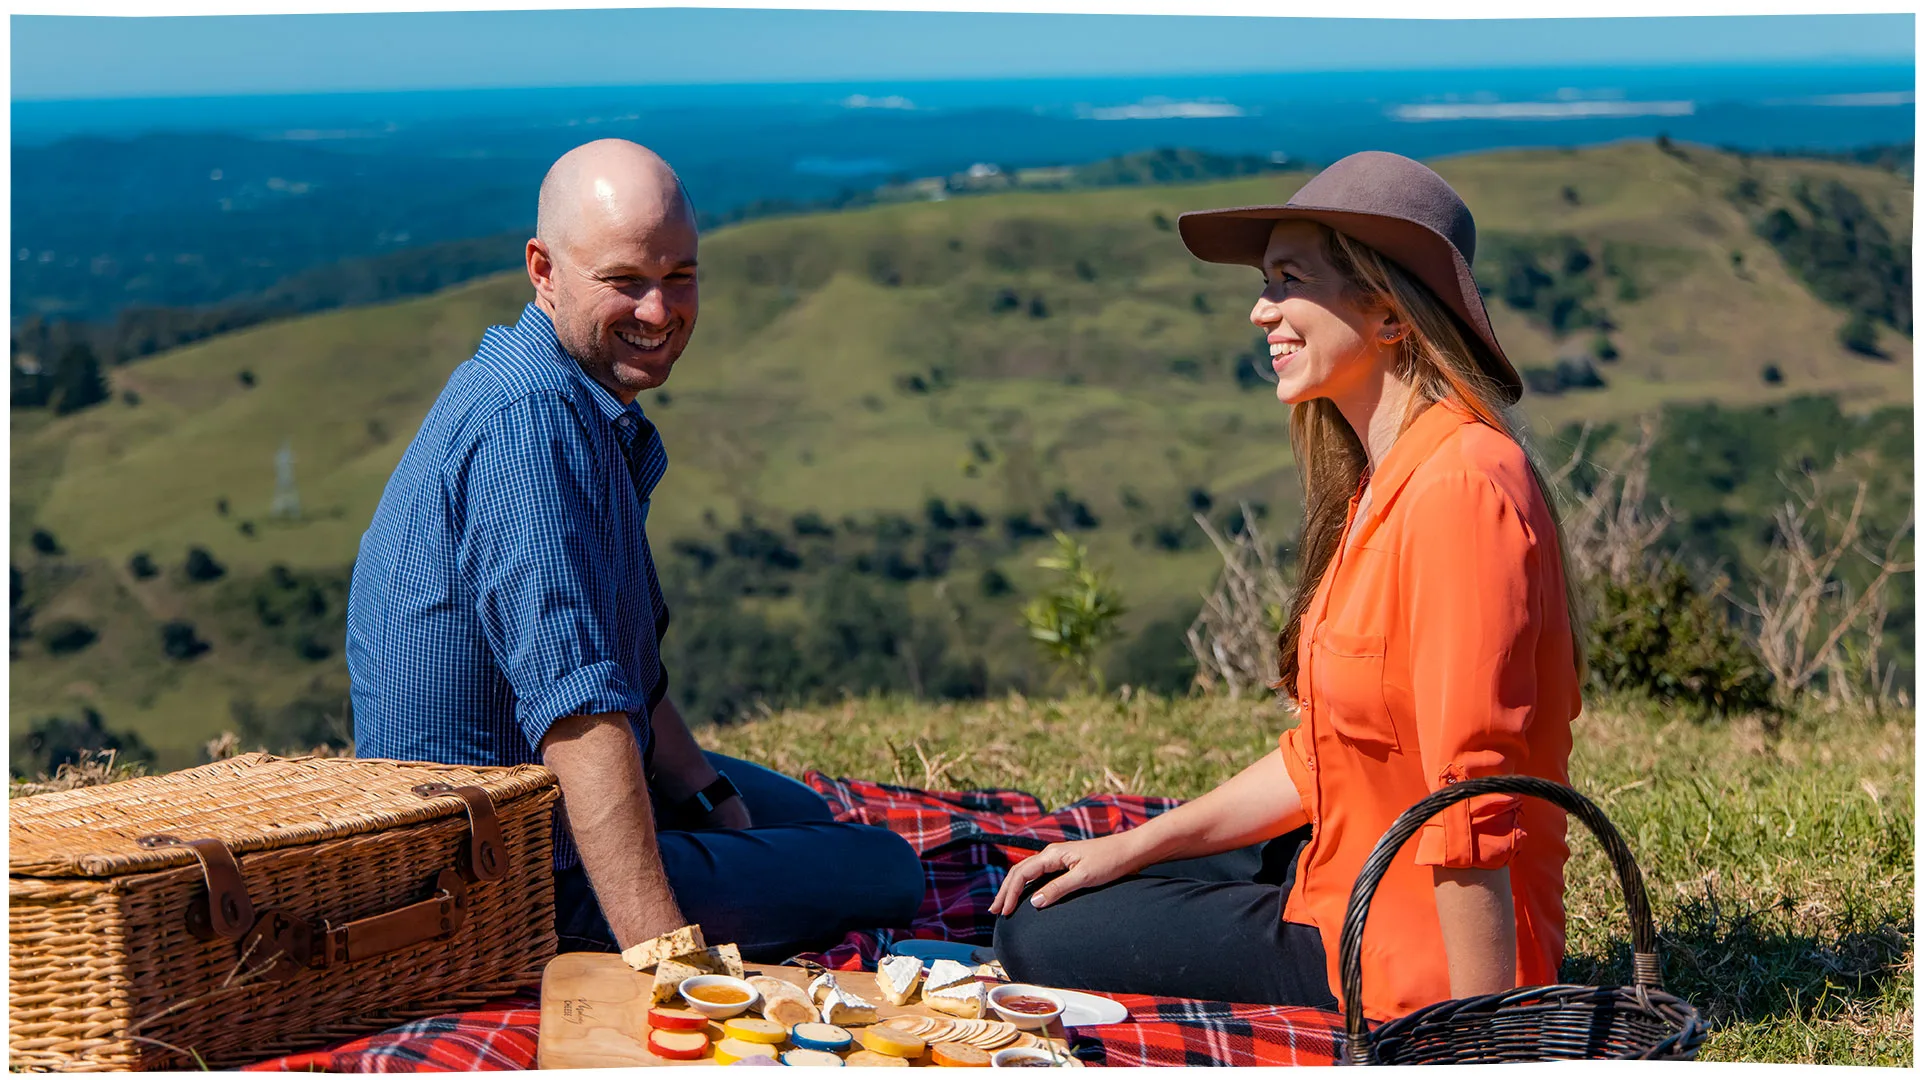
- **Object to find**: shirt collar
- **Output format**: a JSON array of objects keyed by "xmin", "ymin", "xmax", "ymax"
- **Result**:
[
  {"xmin": 1346, "ymin": 395, "xmax": 1477, "ymax": 538},
  {"xmin": 515, "ymin": 302, "xmax": 654, "ymax": 441}
]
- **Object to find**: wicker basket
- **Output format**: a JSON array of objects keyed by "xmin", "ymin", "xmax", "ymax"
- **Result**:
[
  {"xmin": 9, "ymin": 753, "xmax": 560, "ymax": 1071},
  {"xmin": 1339, "ymin": 775, "xmax": 1708, "ymax": 1064}
]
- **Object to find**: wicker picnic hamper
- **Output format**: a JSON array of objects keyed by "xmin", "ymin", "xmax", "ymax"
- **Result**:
[
  {"xmin": 9, "ymin": 752, "xmax": 560, "ymax": 1071},
  {"xmin": 1339, "ymin": 775, "xmax": 1708, "ymax": 1064}
]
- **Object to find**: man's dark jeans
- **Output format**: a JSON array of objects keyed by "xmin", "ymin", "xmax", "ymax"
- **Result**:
[{"xmin": 554, "ymin": 752, "xmax": 925, "ymax": 962}]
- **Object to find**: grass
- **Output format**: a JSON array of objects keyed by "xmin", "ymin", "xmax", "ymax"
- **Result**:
[{"xmin": 702, "ymin": 691, "xmax": 1914, "ymax": 1066}]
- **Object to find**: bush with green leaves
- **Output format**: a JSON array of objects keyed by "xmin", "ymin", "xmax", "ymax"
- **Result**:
[
  {"xmin": 183, "ymin": 546, "xmax": 226, "ymax": 582},
  {"xmin": 11, "ymin": 708, "xmax": 153, "ymax": 779},
  {"xmin": 1584, "ymin": 560, "xmax": 1776, "ymax": 714},
  {"xmin": 38, "ymin": 618, "xmax": 97, "ymax": 657},
  {"xmin": 1020, "ymin": 531, "xmax": 1127, "ymax": 693}
]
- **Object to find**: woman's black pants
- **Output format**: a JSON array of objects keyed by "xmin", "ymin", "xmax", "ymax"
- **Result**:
[{"xmin": 991, "ymin": 827, "xmax": 1336, "ymax": 1008}]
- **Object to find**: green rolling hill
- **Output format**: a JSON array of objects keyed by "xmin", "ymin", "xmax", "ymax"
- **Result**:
[{"xmin": 10, "ymin": 140, "xmax": 1913, "ymax": 767}]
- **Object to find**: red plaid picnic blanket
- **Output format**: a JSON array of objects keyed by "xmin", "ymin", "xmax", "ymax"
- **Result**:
[{"xmin": 246, "ymin": 773, "xmax": 1344, "ymax": 1070}]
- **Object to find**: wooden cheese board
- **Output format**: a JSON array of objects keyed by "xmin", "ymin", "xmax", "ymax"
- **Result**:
[{"xmin": 537, "ymin": 953, "xmax": 1079, "ymax": 1068}]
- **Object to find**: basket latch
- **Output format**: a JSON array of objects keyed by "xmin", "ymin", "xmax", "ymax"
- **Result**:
[
  {"xmin": 135, "ymin": 834, "xmax": 256, "ymax": 942},
  {"xmin": 411, "ymin": 783, "xmax": 508, "ymax": 883}
]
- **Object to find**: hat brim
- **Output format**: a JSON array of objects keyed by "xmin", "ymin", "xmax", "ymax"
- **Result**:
[{"xmin": 1177, "ymin": 204, "xmax": 1522, "ymax": 404}]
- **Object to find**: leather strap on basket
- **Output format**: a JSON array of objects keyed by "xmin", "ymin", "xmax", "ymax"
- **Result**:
[
  {"xmin": 135, "ymin": 834, "xmax": 256, "ymax": 941},
  {"xmin": 239, "ymin": 868, "xmax": 472, "ymax": 980},
  {"xmin": 1336, "ymin": 775, "xmax": 1661, "ymax": 1065},
  {"xmin": 412, "ymin": 783, "xmax": 509, "ymax": 883}
]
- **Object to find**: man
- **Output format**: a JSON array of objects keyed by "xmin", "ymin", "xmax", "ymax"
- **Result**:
[{"xmin": 346, "ymin": 139, "xmax": 923, "ymax": 959}]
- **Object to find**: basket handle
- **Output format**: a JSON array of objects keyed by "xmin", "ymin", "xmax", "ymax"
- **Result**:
[{"xmin": 1339, "ymin": 775, "xmax": 1660, "ymax": 1063}]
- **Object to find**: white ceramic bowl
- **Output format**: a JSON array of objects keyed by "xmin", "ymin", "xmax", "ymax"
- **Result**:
[
  {"xmin": 987, "ymin": 984, "xmax": 1066, "ymax": 1031},
  {"xmin": 992, "ymin": 1047, "xmax": 1066, "ymax": 1068},
  {"xmin": 678, "ymin": 974, "xmax": 760, "ymax": 1020}
]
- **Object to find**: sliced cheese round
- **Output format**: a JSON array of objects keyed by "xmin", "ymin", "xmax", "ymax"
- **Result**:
[
  {"xmin": 845, "ymin": 1050, "xmax": 911, "ymax": 1068},
  {"xmin": 647, "ymin": 1006, "xmax": 710, "ymax": 1032},
  {"xmin": 929, "ymin": 1042, "xmax": 991, "ymax": 1068},
  {"xmin": 858, "ymin": 1027, "xmax": 926, "ymax": 1059},
  {"xmin": 781, "ymin": 1048, "xmax": 846, "ymax": 1068},
  {"xmin": 723, "ymin": 1017, "xmax": 789, "ymax": 1045},
  {"xmin": 715, "ymin": 1037, "xmax": 777, "ymax": 1065},
  {"xmin": 789, "ymin": 1023, "xmax": 855, "ymax": 1052},
  {"xmin": 647, "ymin": 1028, "xmax": 711, "ymax": 1061}
]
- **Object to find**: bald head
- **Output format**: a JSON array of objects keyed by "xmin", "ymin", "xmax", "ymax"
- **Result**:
[
  {"xmin": 536, "ymin": 139, "xmax": 696, "ymax": 261},
  {"xmin": 527, "ymin": 140, "xmax": 701, "ymax": 402}
]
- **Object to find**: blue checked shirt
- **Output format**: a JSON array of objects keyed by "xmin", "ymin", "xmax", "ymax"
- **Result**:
[{"xmin": 347, "ymin": 303, "xmax": 670, "ymax": 871}]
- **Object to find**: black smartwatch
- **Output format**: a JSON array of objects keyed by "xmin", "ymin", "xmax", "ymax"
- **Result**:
[{"xmin": 675, "ymin": 772, "xmax": 740, "ymax": 818}]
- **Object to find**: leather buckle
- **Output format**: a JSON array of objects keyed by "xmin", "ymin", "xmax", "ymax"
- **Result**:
[
  {"xmin": 412, "ymin": 783, "xmax": 508, "ymax": 883},
  {"xmin": 137, "ymin": 834, "xmax": 255, "ymax": 941}
]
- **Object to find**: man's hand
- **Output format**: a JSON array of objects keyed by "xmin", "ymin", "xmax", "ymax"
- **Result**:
[
  {"xmin": 541, "ymin": 711, "xmax": 688, "ymax": 948},
  {"xmin": 646, "ymin": 697, "xmax": 753, "ymax": 831}
]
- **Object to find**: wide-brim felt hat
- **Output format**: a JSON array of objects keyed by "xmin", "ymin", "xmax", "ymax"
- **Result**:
[{"xmin": 1177, "ymin": 150, "xmax": 1523, "ymax": 404}]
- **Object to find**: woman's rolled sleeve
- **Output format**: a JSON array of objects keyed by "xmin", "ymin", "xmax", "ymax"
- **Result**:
[
  {"xmin": 451, "ymin": 395, "xmax": 644, "ymax": 752},
  {"xmin": 1399, "ymin": 470, "xmax": 1542, "ymax": 870}
]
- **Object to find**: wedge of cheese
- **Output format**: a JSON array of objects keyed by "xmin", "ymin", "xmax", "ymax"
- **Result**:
[
  {"xmin": 875, "ymin": 955, "xmax": 925, "ymax": 1007},
  {"xmin": 648, "ymin": 957, "xmax": 711, "ymax": 1006},
  {"xmin": 819, "ymin": 985, "xmax": 881, "ymax": 1027},
  {"xmin": 620, "ymin": 924, "xmax": 707, "ymax": 972},
  {"xmin": 701, "ymin": 942, "xmax": 746, "ymax": 980},
  {"xmin": 922, "ymin": 959, "xmax": 985, "ymax": 1018},
  {"xmin": 806, "ymin": 971, "xmax": 840, "ymax": 1006}
]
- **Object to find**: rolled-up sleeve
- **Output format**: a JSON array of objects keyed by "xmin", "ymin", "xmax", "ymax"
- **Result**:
[
  {"xmin": 451, "ymin": 394, "xmax": 644, "ymax": 752},
  {"xmin": 1400, "ymin": 470, "xmax": 1541, "ymax": 870}
]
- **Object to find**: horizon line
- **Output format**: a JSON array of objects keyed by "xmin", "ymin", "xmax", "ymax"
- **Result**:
[{"xmin": 12, "ymin": 55, "xmax": 1916, "ymax": 106}]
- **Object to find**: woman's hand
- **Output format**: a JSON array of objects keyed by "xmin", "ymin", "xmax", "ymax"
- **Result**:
[{"xmin": 989, "ymin": 832, "xmax": 1152, "ymax": 917}]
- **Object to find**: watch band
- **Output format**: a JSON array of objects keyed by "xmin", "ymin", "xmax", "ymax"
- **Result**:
[{"xmin": 683, "ymin": 772, "xmax": 740, "ymax": 816}]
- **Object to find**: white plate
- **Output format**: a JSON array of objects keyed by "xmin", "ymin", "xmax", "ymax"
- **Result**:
[
  {"xmin": 1050, "ymin": 989, "xmax": 1128, "ymax": 1028},
  {"xmin": 880, "ymin": 942, "xmax": 1128, "ymax": 1026}
]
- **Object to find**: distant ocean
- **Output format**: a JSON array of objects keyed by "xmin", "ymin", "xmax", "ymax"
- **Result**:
[
  {"xmin": 14, "ymin": 62, "xmax": 1915, "ymax": 160},
  {"xmin": 12, "ymin": 62, "xmax": 1912, "ymax": 320}
]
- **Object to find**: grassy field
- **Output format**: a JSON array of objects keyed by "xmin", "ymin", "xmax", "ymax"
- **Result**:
[
  {"xmin": 703, "ymin": 692, "xmax": 1914, "ymax": 1066},
  {"xmin": 10, "ymin": 140, "xmax": 1914, "ymax": 761}
]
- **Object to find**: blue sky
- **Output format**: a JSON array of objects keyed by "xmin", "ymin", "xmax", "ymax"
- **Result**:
[{"xmin": 11, "ymin": 11, "xmax": 1915, "ymax": 101}]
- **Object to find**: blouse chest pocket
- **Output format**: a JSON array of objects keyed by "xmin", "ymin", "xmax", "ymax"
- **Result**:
[{"xmin": 1312, "ymin": 627, "xmax": 1402, "ymax": 753}]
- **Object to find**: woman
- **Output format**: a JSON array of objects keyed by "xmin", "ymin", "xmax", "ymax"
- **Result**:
[{"xmin": 990, "ymin": 151, "xmax": 1586, "ymax": 1023}]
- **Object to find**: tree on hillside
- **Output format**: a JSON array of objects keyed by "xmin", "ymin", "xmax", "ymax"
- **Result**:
[{"xmin": 50, "ymin": 342, "xmax": 108, "ymax": 415}]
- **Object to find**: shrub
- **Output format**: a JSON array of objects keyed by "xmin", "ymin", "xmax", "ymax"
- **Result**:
[
  {"xmin": 1840, "ymin": 310, "xmax": 1882, "ymax": 357},
  {"xmin": 39, "ymin": 618, "xmax": 97, "ymax": 656},
  {"xmin": 128, "ymin": 551, "xmax": 157, "ymax": 579},
  {"xmin": 12, "ymin": 708, "xmax": 154, "ymax": 779},
  {"xmin": 1583, "ymin": 561, "xmax": 1775, "ymax": 714},
  {"xmin": 161, "ymin": 619, "xmax": 210, "ymax": 660},
  {"xmin": 183, "ymin": 546, "xmax": 226, "ymax": 582},
  {"xmin": 1020, "ymin": 532, "xmax": 1128, "ymax": 693},
  {"xmin": 29, "ymin": 529, "xmax": 62, "ymax": 556}
]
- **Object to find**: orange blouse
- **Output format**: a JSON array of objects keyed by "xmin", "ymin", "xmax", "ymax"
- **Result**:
[{"xmin": 1279, "ymin": 395, "xmax": 1580, "ymax": 1022}]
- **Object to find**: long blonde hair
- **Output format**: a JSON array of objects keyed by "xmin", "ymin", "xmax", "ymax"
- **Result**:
[{"xmin": 1273, "ymin": 224, "xmax": 1588, "ymax": 700}]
